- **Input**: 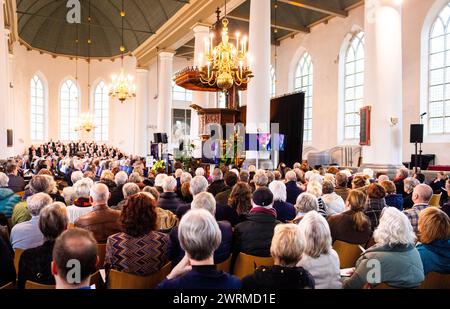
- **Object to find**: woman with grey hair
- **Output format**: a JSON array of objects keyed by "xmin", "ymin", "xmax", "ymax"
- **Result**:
[
  {"xmin": 307, "ymin": 181, "xmax": 328, "ymax": 217},
  {"xmin": 158, "ymin": 209, "xmax": 241, "ymax": 289},
  {"xmin": 343, "ymin": 207, "xmax": 425, "ymax": 289},
  {"xmin": 297, "ymin": 211, "xmax": 342, "ymax": 289},
  {"xmin": 403, "ymin": 177, "xmax": 420, "ymax": 209},
  {"xmin": 294, "ymin": 193, "xmax": 319, "ymax": 223},
  {"xmin": 269, "ymin": 181, "xmax": 296, "ymax": 222},
  {"xmin": 112, "ymin": 183, "xmax": 141, "ymax": 211},
  {"xmin": 66, "ymin": 179, "xmax": 93, "ymax": 224},
  {"xmin": 321, "ymin": 180, "xmax": 345, "ymax": 216},
  {"xmin": 128, "ymin": 172, "xmax": 144, "ymax": 189},
  {"xmin": 17, "ymin": 202, "xmax": 68, "ymax": 289}
]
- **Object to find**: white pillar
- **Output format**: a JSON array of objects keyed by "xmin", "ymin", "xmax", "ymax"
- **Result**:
[
  {"xmin": 134, "ymin": 68, "xmax": 149, "ymax": 156},
  {"xmin": 246, "ymin": 0, "xmax": 271, "ymax": 134},
  {"xmin": 157, "ymin": 51, "xmax": 175, "ymax": 145},
  {"xmin": 362, "ymin": 0, "xmax": 403, "ymax": 170},
  {"xmin": 190, "ymin": 24, "xmax": 210, "ymax": 139}
]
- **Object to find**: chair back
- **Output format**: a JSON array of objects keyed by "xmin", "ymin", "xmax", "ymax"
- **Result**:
[
  {"xmin": 14, "ymin": 248, "xmax": 24, "ymax": 275},
  {"xmin": 429, "ymin": 194, "xmax": 442, "ymax": 207},
  {"xmin": 0, "ymin": 282, "xmax": 15, "ymax": 289},
  {"xmin": 419, "ymin": 272, "xmax": 450, "ymax": 289},
  {"xmin": 216, "ymin": 255, "xmax": 232, "ymax": 273},
  {"xmin": 97, "ymin": 244, "xmax": 107, "ymax": 268},
  {"xmin": 232, "ymin": 253, "xmax": 274, "ymax": 279},
  {"xmin": 107, "ymin": 263, "xmax": 172, "ymax": 289},
  {"xmin": 90, "ymin": 270, "xmax": 104, "ymax": 289},
  {"xmin": 24, "ymin": 281, "xmax": 55, "ymax": 289},
  {"xmin": 332, "ymin": 240, "xmax": 363, "ymax": 269}
]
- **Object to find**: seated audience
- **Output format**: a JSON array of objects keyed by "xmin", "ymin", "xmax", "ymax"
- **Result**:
[
  {"xmin": 404, "ymin": 184, "xmax": 433, "ymax": 233},
  {"xmin": 343, "ymin": 207, "xmax": 424, "ymax": 289},
  {"xmin": 253, "ymin": 170, "xmax": 269, "ymax": 190},
  {"xmin": 99, "ymin": 170, "xmax": 117, "ymax": 192},
  {"xmin": 380, "ymin": 180, "xmax": 404, "ymax": 211},
  {"xmin": 403, "ymin": 177, "xmax": 420, "ymax": 210},
  {"xmin": 128, "ymin": 172, "xmax": 145, "ymax": 189},
  {"xmin": 294, "ymin": 193, "xmax": 319, "ymax": 222},
  {"xmin": 62, "ymin": 187, "xmax": 76, "ymax": 206},
  {"xmin": 307, "ymin": 181, "xmax": 327, "ymax": 217},
  {"xmin": 208, "ymin": 168, "xmax": 227, "ymax": 197},
  {"xmin": 352, "ymin": 175, "xmax": 369, "ymax": 194},
  {"xmin": 67, "ymin": 179, "xmax": 93, "ymax": 224},
  {"xmin": 328, "ymin": 190, "xmax": 372, "ymax": 245},
  {"xmin": 142, "ymin": 186, "xmax": 178, "ymax": 231},
  {"xmin": 430, "ymin": 171, "xmax": 447, "ymax": 194},
  {"xmin": 108, "ymin": 171, "xmax": 128, "ymax": 207},
  {"xmin": 364, "ymin": 183, "xmax": 387, "ymax": 230},
  {"xmin": 51, "ymin": 228, "xmax": 98, "ymax": 289},
  {"xmin": 239, "ymin": 170, "xmax": 250, "ymax": 183},
  {"xmin": 321, "ymin": 180, "xmax": 345, "ymax": 216},
  {"xmin": 170, "ymin": 192, "xmax": 232, "ymax": 265},
  {"xmin": 416, "ymin": 207, "xmax": 450, "ymax": 275},
  {"xmin": 233, "ymin": 188, "xmax": 280, "ymax": 257},
  {"xmin": 0, "ymin": 236, "xmax": 16, "ymax": 287},
  {"xmin": 175, "ymin": 176, "xmax": 209, "ymax": 218},
  {"xmin": 335, "ymin": 172, "xmax": 350, "ymax": 202},
  {"xmin": 297, "ymin": 211, "xmax": 341, "ymax": 289},
  {"xmin": 105, "ymin": 193, "xmax": 170, "ymax": 276},
  {"xmin": 442, "ymin": 179, "xmax": 450, "ymax": 217},
  {"xmin": 157, "ymin": 209, "xmax": 241, "ymax": 289},
  {"xmin": 242, "ymin": 224, "xmax": 315, "ymax": 289},
  {"xmin": 154, "ymin": 174, "xmax": 167, "ymax": 193},
  {"xmin": 269, "ymin": 180, "xmax": 296, "ymax": 222},
  {"xmin": 6, "ymin": 161, "xmax": 25, "ymax": 193},
  {"xmin": 180, "ymin": 181, "xmax": 193, "ymax": 204},
  {"xmin": 394, "ymin": 167, "xmax": 410, "ymax": 196},
  {"xmin": 0, "ymin": 172, "xmax": 21, "ymax": 218},
  {"xmin": 285, "ymin": 171, "xmax": 303, "ymax": 205},
  {"xmin": 18, "ymin": 202, "xmax": 68, "ymax": 289},
  {"xmin": 227, "ymin": 182, "xmax": 253, "ymax": 224},
  {"xmin": 75, "ymin": 183, "xmax": 121, "ymax": 243},
  {"xmin": 112, "ymin": 182, "xmax": 140, "ymax": 210},
  {"xmin": 10, "ymin": 193, "xmax": 52, "ymax": 250},
  {"xmin": 158, "ymin": 176, "xmax": 184, "ymax": 214},
  {"xmin": 215, "ymin": 172, "xmax": 239, "ymax": 206}
]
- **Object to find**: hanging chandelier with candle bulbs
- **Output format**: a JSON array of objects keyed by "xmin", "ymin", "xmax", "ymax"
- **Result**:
[
  {"xmin": 108, "ymin": 0, "xmax": 136, "ymax": 102},
  {"xmin": 199, "ymin": 1, "xmax": 253, "ymax": 92},
  {"xmin": 75, "ymin": 113, "xmax": 96, "ymax": 133}
]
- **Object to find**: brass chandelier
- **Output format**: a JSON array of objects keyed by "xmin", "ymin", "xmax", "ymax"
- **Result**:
[
  {"xmin": 199, "ymin": 2, "xmax": 253, "ymax": 92},
  {"xmin": 108, "ymin": 0, "xmax": 136, "ymax": 102}
]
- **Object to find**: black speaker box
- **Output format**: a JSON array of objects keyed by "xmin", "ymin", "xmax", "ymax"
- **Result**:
[
  {"xmin": 410, "ymin": 124, "xmax": 424, "ymax": 143},
  {"xmin": 7, "ymin": 129, "xmax": 13, "ymax": 147}
]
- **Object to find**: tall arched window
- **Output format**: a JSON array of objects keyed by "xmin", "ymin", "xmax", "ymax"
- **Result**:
[
  {"xmin": 93, "ymin": 81, "xmax": 109, "ymax": 141},
  {"xmin": 343, "ymin": 31, "xmax": 365, "ymax": 140},
  {"xmin": 428, "ymin": 3, "xmax": 450, "ymax": 134},
  {"xmin": 294, "ymin": 53, "xmax": 313, "ymax": 142},
  {"xmin": 60, "ymin": 79, "xmax": 80, "ymax": 141},
  {"xmin": 270, "ymin": 65, "xmax": 276, "ymax": 98},
  {"xmin": 30, "ymin": 75, "xmax": 46, "ymax": 141}
]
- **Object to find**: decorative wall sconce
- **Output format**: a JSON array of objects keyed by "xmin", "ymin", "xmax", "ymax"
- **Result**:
[{"xmin": 390, "ymin": 117, "xmax": 399, "ymax": 126}]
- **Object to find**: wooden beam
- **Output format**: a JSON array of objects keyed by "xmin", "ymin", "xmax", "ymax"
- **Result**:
[
  {"xmin": 278, "ymin": 0, "xmax": 348, "ymax": 18},
  {"xmin": 227, "ymin": 14, "xmax": 309, "ymax": 33}
]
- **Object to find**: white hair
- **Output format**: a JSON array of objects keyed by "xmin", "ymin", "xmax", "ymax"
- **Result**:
[
  {"xmin": 254, "ymin": 169, "xmax": 268, "ymax": 186},
  {"xmin": 341, "ymin": 169, "xmax": 352, "ymax": 178},
  {"xmin": 74, "ymin": 179, "xmax": 92, "ymax": 199},
  {"xmin": 363, "ymin": 168, "xmax": 374, "ymax": 179},
  {"xmin": 191, "ymin": 192, "xmax": 216, "ymax": 215},
  {"xmin": 162, "ymin": 176, "xmax": 177, "ymax": 192},
  {"xmin": 62, "ymin": 187, "xmax": 76, "ymax": 205},
  {"xmin": 195, "ymin": 167, "xmax": 205, "ymax": 176},
  {"xmin": 309, "ymin": 173, "xmax": 323, "ymax": 184},
  {"xmin": 71, "ymin": 171, "xmax": 83, "ymax": 184},
  {"xmin": 304, "ymin": 171, "xmax": 314, "ymax": 182},
  {"xmin": 295, "ymin": 193, "xmax": 319, "ymax": 214},
  {"xmin": 90, "ymin": 183, "xmax": 109, "ymax": 203},
  {"xmin": 115, "ymin": 171, "xmax": 128, "ymax": 186},
  {"xmin": 297, "ymin": 211, "xmax": 332, "ymax": 258},
  {"xmin": 285, "ymin": 171, "xmax": 297, "ymax": 182},
  {"xmin": 378, "ymin": 175, "xmax": 390, "ymax": 182},
  {"xmin": 404, "ymin": 177, "xmax": 420, "ymax": 193},
  {"xmin": 269, "ymin": 181, "xmax": 287, "ymax": 202},
  {"xmin": 307, "ymin": 180, "xmax": 323, "ymax": 197},
  {"xmin": 374, "ymin": 207, "xmax": 416, "ymax": 247},
  {"xmin": 212, "ymin": 168, "xmax": 223, "ymax": 181},
  {"xmin": 154, "ymin": 173, "xmax": 167, "ymax": 187},
  {"xmin": 128, "ymin": 172, "xmax": 143, "ymax": 184},
  {"xmin": 323, "ymin": 173, "xmax": 335, "ymax": 184},
  {"xmin": 180, "ymin": 172, "xmax": 192, "ymax": 184},
  {"xmin": 0, "ymin": 172, "xmax": 9, "ymax": 187},
  {"xmin": 27, "ymin": 192, "xmax": 52, "ymax": 216},
  {"xmin": 230, "ymin": 168, "xmax": 239, "ymax": 177},
  {"xmin": 190, "ymin": 176, "xmax": 209, "ymax": 196},
  {"xmin": 175, "ymin": 169, "xmax": 183, "ymax": 178},
  {"xmin": 122, "ymin": 183, "xmax": 140, "ymax": 198}
]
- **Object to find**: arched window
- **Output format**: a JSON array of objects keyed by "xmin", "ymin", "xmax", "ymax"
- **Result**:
[
  {"xmin": 343, "ymin": 31, "xmax": 365, "ymax": 140},
  {"xmin": 93, "ymin": 81, "xmax": 109, "ymax": 141},
  {"xmin": 60, "ymin": 79, "xmax": 80, "ymax": 141},
  {"xmin": 294, "ymin": 53, "xmax": 313, "ymax": 142},
  {"xmin": 30, "ymin": 75, "xmax": 46, "ymax": 141},
  {"xmin": 428, "ymin": 3, "xmax": 450, "ymax": 134},
  {"xmin": 270, "ymin": 65, "xmax": 276, "ymax": 98}
]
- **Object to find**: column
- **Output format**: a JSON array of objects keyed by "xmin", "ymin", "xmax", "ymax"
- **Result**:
[
  {"xmin": 246, "ymin": 0, "xmax": 271, "ymax": 134},
  {"xmin": 190, "ymin": 24, "xmax": 210, "ymax": 139},
  {"xmin": 362, "ymin": 0, "xmax": 403, "ymax": 172},
  {"xmin": 134, "ymin": 68, "xmax": 149, "ymax": 156},
  {"xmin": 157, "ymin": 51, "xmax": 175, "ymax": 146},
  {"xmin": 0, "ymin": 0, "xmax": 11, "ymax": 159}
]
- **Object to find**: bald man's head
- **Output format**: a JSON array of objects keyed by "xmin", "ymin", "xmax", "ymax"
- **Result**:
[
  {"xmin": 90, "ymin": 183, "xmax": 109, "ymax": 204},
  {"xmin": 412, "ymin": 184, "xmax": 433, "ymax": 205}
]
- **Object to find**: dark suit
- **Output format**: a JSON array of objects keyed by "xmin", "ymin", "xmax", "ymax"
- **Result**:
[{"xmin": 7, "ymin": 174, "xmax": 25, "ymax": 193}]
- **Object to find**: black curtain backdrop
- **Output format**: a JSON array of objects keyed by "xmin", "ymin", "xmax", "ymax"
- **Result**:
[{"xmin": 270, "ymin": 92, "xmax": 305, "ymax": 167}]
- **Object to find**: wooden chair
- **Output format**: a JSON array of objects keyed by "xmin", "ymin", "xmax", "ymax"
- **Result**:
[
  {"xmin": 90, "ymin": 270, "xmax": 104, "ymax": 289},
  {"xmin": 97, "ymin": 244, "xmax": 107, "ymax": 268},
  {"xmin": 231, "ymin": 253, "xmax": 274, "ymax": 279},
  {"xmin": 429, "ymin": 194, "xmax": 442, "ymax": 207},
  {"xmin": 216, "ymin": 255, "xmax": 232, "ymax": 273},
  {"xmin": 14, "ymin": 248, "xmax": 24, "ymax": 275},
  {"xmin": 419, "ymin": 272, "xmax": 450, "ymax": 289},
  {"xmin": 24, "ymin": 281, "xmax": 55, "ymax": 289},
  {"xmin": 0, "ymin": 282, "xmax": 16, "ymax": 289},
  {"xmin": 332, "ymin": 240, "xmax": 364, "ymax": 269},
  {"xmin": 107, "ymin": 263, "xmax": 172, "ymax": 289},
  {"xmin": 68, "ymin": 223, "xmax": 75, "ymax": 229}
]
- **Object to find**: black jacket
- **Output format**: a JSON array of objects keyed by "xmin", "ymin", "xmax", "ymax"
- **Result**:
[
  {"xmin": 208, "ymin": 180, "xmax": 227, "ymax": 197},
  {"xmin": 17, "ymin": 241, "xmax": 55, "ymax": 289},
  {"xmin": 158, "ymin": 192, "xmax": 185, "ymax": 214},
  {"xmin": 109, "ymin": 184, "xmax": 124, "ymax": 207},
  {"xmin": 0, "ymin": 237, "xmax": 15, "ymax": 287},
  {"xmin": 233, "ymin": 212, "xmax": 280, "ymax": 257},
  {"xmin": 242, "ymin": 265, "xmax": 315, "ymax": 289},
  {"xmin": 286, "ymin": 181, "xmax": 303, "ymax": 205},
  {"xmin": 7, "ymin": 174, "xmax": 25, "ymax": 193}
]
